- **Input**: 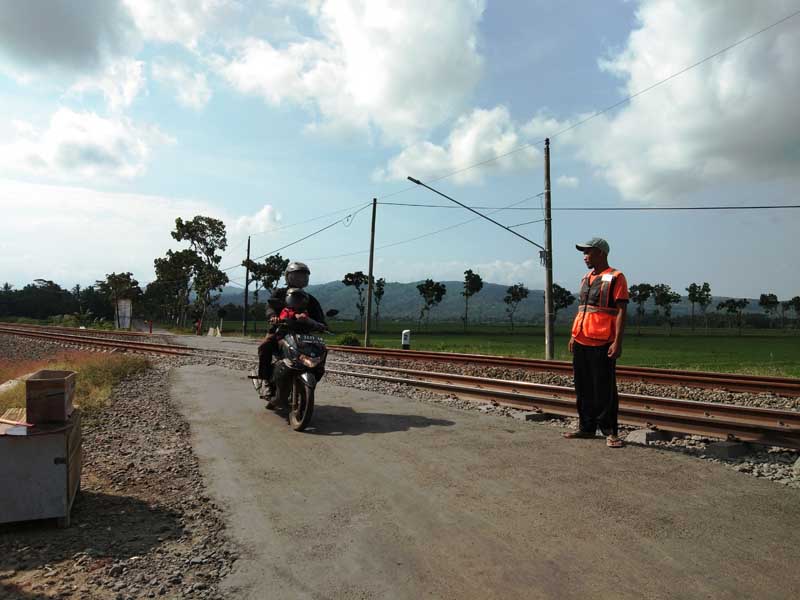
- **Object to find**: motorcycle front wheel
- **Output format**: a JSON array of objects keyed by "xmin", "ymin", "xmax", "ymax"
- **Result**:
[{"xmin": 288, "ymin": 377, "xmax": 315, "ymax": 431}]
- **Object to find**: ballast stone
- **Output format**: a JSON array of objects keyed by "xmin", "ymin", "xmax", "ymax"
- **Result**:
[{"xmin": 625, "ymin": 428, "xmax": 673, "ymax": 445}]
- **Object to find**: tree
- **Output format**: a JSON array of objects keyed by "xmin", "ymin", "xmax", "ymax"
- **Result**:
[
  {"xmin": 628, "ymin": 283, "xmax": 653, "ymax": 335},
  {"xmin": 503, "ymin": 283, "xmax": 529, "ymax": 333},
  {"xmin": 652, "ymin": 283, "xmax": 681, "ymax": 335},
  {"xmin": 374, "ymin": 277, "xmax": 386, "ymax": 329},
  {"xmin": 95, "ymin": 272, "xmax": 142, "ymax": 328},
  {"xmin": 461, "ymin": 269, "xmax": 483, "ymax": 330},
  {"xmin": 717, "ymin": 298, "xmax": 749, "ymax": 335},
  {"xmin": 686, "ymin": 282, "xmax": 712, "ymax": 332},
  {"xmin": 416, "ymin": 279, "xmax": 446, "ymax": 328},
  {"xmin": 789, "ymin": 296, "xmax": 800, "ymax": 329},
  {"xmin": 343, "ymin": 271, "xmax": 369, "ymax": 330},
  {"xmin": 153, "ymin": 249, "xmax": 201, "ymax": 326},
  {"xmin": 758, "ymin": 293, "xmax": 779, "ymax": 328},
  {"xmin": 243, "ymin": 253, "xmax": 289, "ymax": 332},
  {"xmin": 552, "ymin": 283, "xmax": 575, "ymax": 321},
  {"xmin": 171, "ymin": 216, "xmax": 229, "ymax": 329}
]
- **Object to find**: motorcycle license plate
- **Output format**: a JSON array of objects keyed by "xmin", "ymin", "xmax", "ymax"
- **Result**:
[{"xmin": 298, "ymin": 334, "xmax": 324, "ymax": 344}]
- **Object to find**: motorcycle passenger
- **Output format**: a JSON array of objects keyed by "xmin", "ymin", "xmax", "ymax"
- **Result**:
[{"xmin": 258, "ymin": 262, "xmax": 327, "ymax": 396}]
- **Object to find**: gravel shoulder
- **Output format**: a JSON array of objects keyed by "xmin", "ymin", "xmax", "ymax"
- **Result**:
[
  {"xmin": 172, "ymin": 363, "xmax": 800, "ymax": 600},
  {"xmin": 0, "ymin": 358, "xmax": 238, "ymax": 600}
]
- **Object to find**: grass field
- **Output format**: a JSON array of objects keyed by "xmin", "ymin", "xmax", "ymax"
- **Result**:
[
  {"xmin": 227, "ymin": 320, "xmax": 800, "ymax": 378},
  {"xmin": 0, "ymin": 352, "xmax": 149, "ymax": 418}
]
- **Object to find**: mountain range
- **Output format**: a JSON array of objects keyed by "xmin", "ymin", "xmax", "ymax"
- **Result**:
[{"xmin": 217, "ymin": 281, "xmax": 769, "ymax": 324}]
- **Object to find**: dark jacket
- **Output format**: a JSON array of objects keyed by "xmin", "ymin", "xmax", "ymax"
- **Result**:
[{"xmin": 266, "ymin": 288, "xmax": 326, "ymax": 325}]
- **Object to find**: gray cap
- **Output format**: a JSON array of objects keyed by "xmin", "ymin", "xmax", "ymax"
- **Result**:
[{"xmin": 575, "ymin": 237, "xmax": 610, "ymax": 255}]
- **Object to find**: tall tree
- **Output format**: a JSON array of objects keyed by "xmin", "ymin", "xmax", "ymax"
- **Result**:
[
  {"xmin": 717, "ymin": 298, "xmax": 749, "ymax": 335},
  {"xmin": 503, "ymin": 283, "xmax": 529, "ymax": 333},
  {"xmin": 243, "ymin": 253, "xmax": 289, "ymax": 331},
  {"xmin": 416, "ymin": 279, "xmax": 447, "ymax": 328},
  {"xmin": 374, "ymin": 277, "xmax": 386, "ymax": 329},
  {"xmin": 95, "ymin": 272, "xmax": 142, "ymax": 328},
  {"xmin": 628, "ymin": 283, "xmax": 653, "ymax": 335},
  {"xmin": 461, "ymin": 269, "xmax": 483, "ymax": 331},
  {"xmin": 153, "ymin": 249, "xmax": 201, "ymax": 326},
  {"xmin": 789, "ymin": 296, "xmax": 800, "ymax": 329},
  {"xmin": 343, "ymin": 271, "xmax": 369, "ymax": 330},
  {"xmin": 758, "ymin": 293, "xmax": 779, "ymax": 328},
  {"xmin": 686, "ymin": 282, "xmax": 711, "ymax": 332},
  {"xmin": 652, "ymin": 283, "xmax": 681, "ymax": 335},
  {"xmin": 171, "ymin": 216, "xmax": 229, "ymax": 329},
  {"xmin": 552, "ymin": 283, "xmax": 575, "ymax": 321}
]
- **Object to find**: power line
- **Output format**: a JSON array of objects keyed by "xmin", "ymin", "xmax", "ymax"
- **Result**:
[
  {"xmin": 306, "ymin": 193, "xmax": 542, "ymax": 262},
  {"xmin": 551, "ymin": 8, "xmax": 800, "ymax": 140},
  {"xmin": 222, "ymin": 202, "xmax": 372, "ymax": 271},
  {"xmin": 551, "ymin": 204, "xmax": 800, "ymax": 211},
  {"xmin": 373, "ymin": 8, "xmax": 800, "ymax": 197},
  {"xmin": 508, "ymin": 218, "xmax": 546, "ymax": 228}
]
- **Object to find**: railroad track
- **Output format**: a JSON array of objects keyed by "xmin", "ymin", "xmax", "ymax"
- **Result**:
[
  {"xmin": 0, "ymin": 324, "xmax": 193, "ymax": 356},
  {"xmin": 328, "ymin": 345, "xmax": 800, "ymax": 397},
  {"xmin": 328, "ymin": 361, "xmax": 800, "ymax": 450}
]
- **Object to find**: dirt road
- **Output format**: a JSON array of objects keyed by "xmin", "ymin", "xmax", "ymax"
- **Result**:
[{"xmin": 171, "ymin": 363, "xmax": 800, "ymax": 600}]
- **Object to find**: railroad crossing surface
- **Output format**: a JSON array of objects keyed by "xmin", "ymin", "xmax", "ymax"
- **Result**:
[{"xmin": 170, "ymin": 342, "xmax": 800, "ymax": 599}]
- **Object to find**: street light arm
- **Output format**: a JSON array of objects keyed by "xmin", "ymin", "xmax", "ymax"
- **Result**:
[{"xmin": 406, "ymin": 176, "xmax": 546, "ymax": 251}]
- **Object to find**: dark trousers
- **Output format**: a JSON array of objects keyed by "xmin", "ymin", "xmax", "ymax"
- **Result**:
[
  {"xmin": 258, "ymin": 335, "xmax": 277, "ymax": 380},
  {"xmin": 572, "ymin": 342, "xmax": 619, "ymax": 436}
]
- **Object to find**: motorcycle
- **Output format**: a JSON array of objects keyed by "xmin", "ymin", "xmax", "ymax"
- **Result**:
[{"xmin": 251, "ymin": 316, "xmax": 329, "ymax": 431}]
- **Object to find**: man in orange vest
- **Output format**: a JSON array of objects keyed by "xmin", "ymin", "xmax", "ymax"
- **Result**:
[{"xmin": 563, "ymin": 237, "xmax": 629, "ymax": 448}]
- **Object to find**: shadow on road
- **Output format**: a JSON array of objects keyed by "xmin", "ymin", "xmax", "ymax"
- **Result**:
[
  {"xmin": 0, "ymin": 490, "xmax": 183, "ymax": 591},
  {"xmin": 308, "ymin": 405, "xmax": 455, "ymax": 436}
]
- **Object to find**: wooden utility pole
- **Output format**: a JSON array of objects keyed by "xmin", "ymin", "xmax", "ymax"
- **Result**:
[
  {"xmin": 363, "ymin": 198, "xmax": 378, "ymax": 347},
  {"xmin": 543, "ymin": 138, "xmax": 555, "ymax": 360},
  {"xmin": 242, "ymin": 235, "xmax": 251, "ymax": 336}
]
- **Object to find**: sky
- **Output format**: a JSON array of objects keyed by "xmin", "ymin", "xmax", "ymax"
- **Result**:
[{"xmin": 0, "ymin": 0, "xmax": 798, "ymax": 299}]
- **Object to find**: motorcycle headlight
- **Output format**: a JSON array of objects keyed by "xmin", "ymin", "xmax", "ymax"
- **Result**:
[{"xmin": 299, "ymin": 354, "xmax": 322, "ymax": 368}]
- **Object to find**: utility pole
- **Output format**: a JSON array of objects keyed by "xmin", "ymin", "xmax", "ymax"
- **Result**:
[
  {"xmin": 543, "ymin": 138, "xmax": 555, "ymax": 360},
  {"xmin": 242, "ymin": 235, "xmax": 251, "ymax": 336},
  {"xmin": 363, "ymin": 198, "xmax": 378, "ymax": 347}
]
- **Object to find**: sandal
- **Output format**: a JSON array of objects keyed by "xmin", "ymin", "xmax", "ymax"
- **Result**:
[
  {"xmin": 562, "ymin": 431, "xmax": 597, "ymax": 439},
  {"xmin": 606, "ymin": 436, "xmax": 624, "ymax": 448}
]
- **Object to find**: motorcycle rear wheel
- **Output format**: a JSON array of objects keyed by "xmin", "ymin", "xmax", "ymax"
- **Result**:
[{"xmin": 288, "ymin": 378, "xmax": 315, "ymax": 431}]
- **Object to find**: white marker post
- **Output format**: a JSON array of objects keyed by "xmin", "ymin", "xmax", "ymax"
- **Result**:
[{"xmin": 401, "ymin": 330, "xmax": 411, "ymax": 350}]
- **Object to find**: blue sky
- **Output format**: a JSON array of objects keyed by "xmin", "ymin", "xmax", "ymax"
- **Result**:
[{"xmin": 0, "ymin": 0, "xmax": 798, "ymax": 298}]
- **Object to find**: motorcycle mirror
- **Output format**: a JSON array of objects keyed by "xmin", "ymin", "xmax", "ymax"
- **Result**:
[{"xmin": 325, "ymin": 309, "xmax": 339, "ymax": 318}]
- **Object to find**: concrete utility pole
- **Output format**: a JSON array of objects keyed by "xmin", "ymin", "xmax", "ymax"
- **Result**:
[
  {"xmin": 242, "ymin": 235, "xmax": 251, "ymax": 336},
  {"xmin": 363, "ymin": 198, "xmax": 378, "ymax": 347},
  {"xmin": 543, "ymin": 138, "xmax": 555, "ymax": 360}
]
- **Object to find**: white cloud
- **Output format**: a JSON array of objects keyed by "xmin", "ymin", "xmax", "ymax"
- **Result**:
[
  {"xmin": 233, "ymin": 204, "xmax": 281, "ymax": 234},
  {"xmin": 554, "ymin": 0, "xmax": 800, "ymax": 201},
  {"xmin": 0, "ymin": 0, "xmax": 133, "ymax": 72},
  {"xmin": 376, "ymin": 106, "xmax": 539, "ymax": 184},
  {"xmin": 0, "ymin": 179, "xmax": 280, "ymax": 286},
  {"xmin": 0, "ymin": 108, "xmax": 175, "ymax": 180},
  {"xmin": 556, "ymin": 175, "xmax": 579, "ymax": 188},
  {"xmin": 217, "ymin": 0, "xmax": 485, "ymax": 142},
  {"xmin": 122, "ymin": 0, "xmax": 238, "ymax": 48},
  {"xmin": 152, "ymin": 61, "xmax": 212, "ymax": 110},
  {"xmin": 69, "ymin": 58, "xmax": 146, "ymax": 111}
]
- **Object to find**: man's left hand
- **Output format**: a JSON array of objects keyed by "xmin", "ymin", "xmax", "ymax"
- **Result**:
[{"xmin": 607, "ymin": 342, "xmax": 622, "ymax": 359}]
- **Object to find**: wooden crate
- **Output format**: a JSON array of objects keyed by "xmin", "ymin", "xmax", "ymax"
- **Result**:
[
  {"xmin": 0, "ymin": 408, "xmax": 82, "ymax": 527},
  {"xmin": 26, "ymin": 370, "xmax": 76, "ymax": 424}
]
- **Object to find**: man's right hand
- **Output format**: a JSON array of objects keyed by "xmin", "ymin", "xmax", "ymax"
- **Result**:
[
  {"xmin": 269, "ymin": 316, "xmax": 279, "ymax": 325},
  {"xmin": 568, "ymin": 336, "xmax": 575, "ymax": 354}
]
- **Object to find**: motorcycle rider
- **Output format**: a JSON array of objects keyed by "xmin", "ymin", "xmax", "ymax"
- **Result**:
[{"xmin": 258, "ymin": 262, "xmax": 327, "ymax": 396}]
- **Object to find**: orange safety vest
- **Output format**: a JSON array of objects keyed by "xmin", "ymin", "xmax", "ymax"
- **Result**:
[{"xmin": 571, "ymin": 269, "xmax": 621, "ymax": 343}]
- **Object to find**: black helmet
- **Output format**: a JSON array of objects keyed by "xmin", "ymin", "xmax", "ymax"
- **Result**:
[
  {"xmin": 285, "ymin": 261, "xmax": 310, "ymax": 276},
  {"xmin": 285, "ymin": 287, "xmax": 309, "ymax": 310}
]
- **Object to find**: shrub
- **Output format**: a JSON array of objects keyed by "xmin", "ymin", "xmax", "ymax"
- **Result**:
[{"xmin": 334, "ymin": 333, "xmax": 361, "ymax": 347}]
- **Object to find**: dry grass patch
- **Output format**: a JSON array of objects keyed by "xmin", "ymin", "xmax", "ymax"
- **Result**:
[{"xmin": 0, "ymin": 352, "xmax": 149, "ymax": 417}]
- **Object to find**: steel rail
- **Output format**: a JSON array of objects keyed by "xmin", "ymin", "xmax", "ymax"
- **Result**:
[
  {"xmin": 328, "ymin": 346, "xmax": 800, "ymax": 396},
  {"xmin": 1, "ymin": 322, "xmax": 152, "ymax": 337},
  {"xmin": 0, "ymin": 325, "xmax": 193, "ymax": 356},
  {"xmin": 327, "ymin": 364, "xmax": 800, "ymax": 449}
]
